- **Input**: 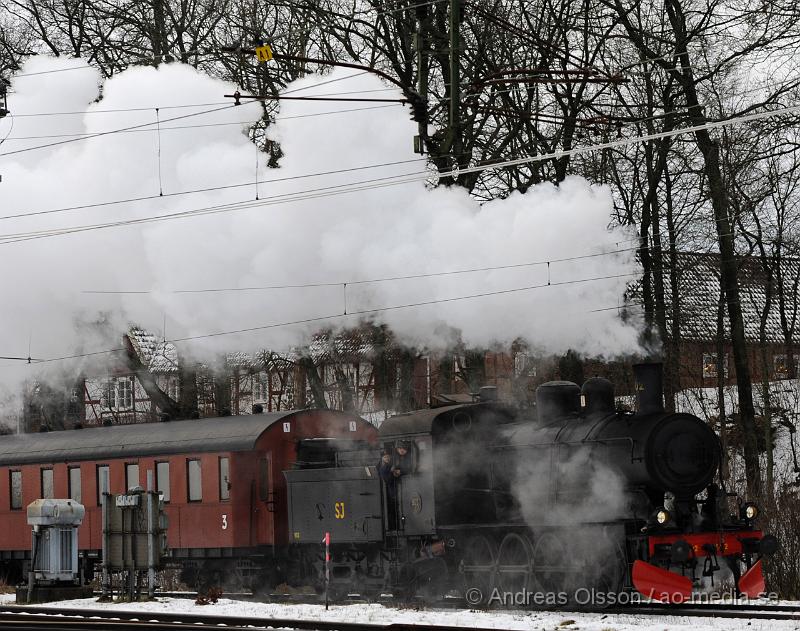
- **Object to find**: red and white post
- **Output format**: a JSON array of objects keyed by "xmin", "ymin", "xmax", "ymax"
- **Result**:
[{"xmin": 324, "ymin": 531, "xmax": 331, "ymax": 610}]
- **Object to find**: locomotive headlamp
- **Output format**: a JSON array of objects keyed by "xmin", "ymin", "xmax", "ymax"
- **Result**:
[
  {"xmin": 743, "ymin": 502, "xmax": 759, "ymax": 520},
  {"xmin": 655, "ymin": 508, "xmax": 671, "ymax": 525}
]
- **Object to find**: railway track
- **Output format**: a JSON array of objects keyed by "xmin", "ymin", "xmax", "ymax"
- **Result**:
[
  {"xmin": 0, "ymin": 600, "xmax": 798, "ymax": 628},
  {"xmin": 233, "ymin": 591, "xmax": 800, "ymax": 616}
]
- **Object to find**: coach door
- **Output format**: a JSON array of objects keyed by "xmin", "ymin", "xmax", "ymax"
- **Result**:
[{"xmin": 254, "ymin": 453, "xmax": 275, "ymax": 544}]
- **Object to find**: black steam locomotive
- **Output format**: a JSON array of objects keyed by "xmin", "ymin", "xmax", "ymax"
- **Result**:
[{"xmin": 284, "ymin": 364, "xmax": 776, "ymax": 604}]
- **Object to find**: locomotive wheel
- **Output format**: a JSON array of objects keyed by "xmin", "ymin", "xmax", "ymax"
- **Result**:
[
  {"xmin": 587, "ymin": 532, "xmax": 625, "ymax": 597},
  {"xmin": 530, "ymin": 531, "xmax": 572, "ymax": 596},
  {"xmin": 496, "ymin": 533, "xmax": 532, "ymax": 595},
  {"xmin": 460, "ymin": 534, "xmax": 497, "ymax": 605}
]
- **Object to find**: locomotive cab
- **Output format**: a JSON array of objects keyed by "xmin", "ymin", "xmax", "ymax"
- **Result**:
[{"xmin": 295, "ymin": 438, "xmax": 376, "ymax": 469}]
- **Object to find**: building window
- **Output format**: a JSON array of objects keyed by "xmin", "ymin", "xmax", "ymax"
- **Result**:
[
  {"xmin": 156, "ymin": 461, "xmax": 170, "ymax": 503},
  {"xmin": 104, "ymin": 377, "xmax": 133, "ymax": 410},
  {"xmin": 41, "ymin": 469, "xmax": 54, "ymax": 499},
  {"xmin": 702, "ymin": 353, "xmax": 728, "ymax": 378},
  {"xmin": 97, "ymin": 465, "xmax": 110, "ymax": 505},
  {"xmin": 118, "ymin": 378, "xmax": 133, "ymax": 409},
  {"xmin": 10, "ymin": 471, "xmax": 22, "ymax": 510},
  {"xmin": 773, "ymin": 354, "xmax": 796, "ymax": 379},
  {"xmin": 254, "ymin": 375, "xmax": 268, "ymax": 401},
  {"xmin": 187, "ymin": 459, "xmax": 202, "ymax": 502},
  {"xmin": 219, "ymin": 457, "xmax": 230, "ymax": 501},
  {"xmin": 513, "ymin": 352, "xmax": 537, "ymax": 377},
  {"xmin": 68, "ymin": 467, "xmax": 81, "ymax": 503},
  {"xmin": 125, "ymin": 463, "xmax": 140, "ymax": 490}
]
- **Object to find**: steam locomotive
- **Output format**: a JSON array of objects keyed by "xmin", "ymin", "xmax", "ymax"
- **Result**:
[
  {"xmin": 0, "ymin": 364, "xmax": 776, "ymax": 604},
  {"xmin": 285, "ymin": 363, "xmax": 777, "ymax": 604}
]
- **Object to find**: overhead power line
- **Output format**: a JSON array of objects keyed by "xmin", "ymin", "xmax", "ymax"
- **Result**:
[
  {"xmin": 0, "ymin": 153, "xmax": 425, "ymax": 224},
  {"xmin": 10, "ymin": 65, "xmax": 98, "ymax": 79},
  {"xmin": 4, "ymin": 71, "xmax": 373, "ymax": 119},
  {"xmin": 81, "ymin": 247, "xmax": 636, "ymax": 294},
  {"xmin": 11, "ymin": 270, "xmax": 640, "ymax": 365},
  {"xmin": 0, "ymin": 103, "xmax": 238, "ymax": 158},
  {"xmin": 4, "ymin": 100, "xmax": 799, "ymax": 244},
  {"xmin": 0, "ymin": 104, "xmax": 399, "ymax": 142},
  {"xmin": 5, "ymin": 102, "xmax": 232, "ymax": 118}
]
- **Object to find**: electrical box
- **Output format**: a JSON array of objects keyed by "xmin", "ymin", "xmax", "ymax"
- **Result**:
[{"xmin": 27, "ymin": 499, "xmax": 85, "ymax": 584}]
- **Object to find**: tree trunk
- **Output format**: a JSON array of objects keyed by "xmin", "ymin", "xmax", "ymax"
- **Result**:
[
  {"xmin": 664, "ymin": 0, "xmax": 761, "ymax": 497},
  {"xmin": 299, "ymin": 356, "xmax": 328, "ymax": 409},
  {"xmin": 179, "ymin": 364, "xmax": 198, "ymax": 418},
  {"xmin": 123, "ymin": 335, "xmax": 182, "ymax": 419}
]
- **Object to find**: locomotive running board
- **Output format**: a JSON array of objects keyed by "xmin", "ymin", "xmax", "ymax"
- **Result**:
[
  {"xmin": 738, "ymin": 559, "xmax": 765, "ymax": 598},
  {"xmin": 632, "ymin": 560, "xmax": 692, "ymax": 603}
]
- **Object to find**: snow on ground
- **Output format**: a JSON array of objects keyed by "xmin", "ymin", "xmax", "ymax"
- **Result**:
[{"xmin": 1, "ymin": 593, "xmax": 798, "ymax": 631}]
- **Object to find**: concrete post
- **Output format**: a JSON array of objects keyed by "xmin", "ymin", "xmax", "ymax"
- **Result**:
[{"xmin": 147, "ymin": 470, "xmax": 156, "ymax": 599}]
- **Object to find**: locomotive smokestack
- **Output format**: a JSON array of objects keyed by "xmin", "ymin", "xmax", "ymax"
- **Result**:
[{"xmin": 633, "ymin": 362, "xmax": 664, "ymax": 415}]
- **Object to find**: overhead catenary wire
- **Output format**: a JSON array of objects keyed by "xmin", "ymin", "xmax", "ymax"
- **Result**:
[
  {"xmin": 0, "ymin": 103, "xmax": 239, "ymax": 158},
  {"xmin": 155, "ymin": 108, "xmax": 164, "ymax": 196},
  {"xmin": 3, "ymin": 99, "xmax": 800, "ymax": 245},
  {"xmin": 0, "ymin": 153, "xmax": 427, "ymax": 224},
  {"xmin": 0, "ymin": 95, "xmax": 402, "ymax": 158},
  {"xmin": 4, "ymin": 102, "xmax": 232, "ymax": 118},
  {"xmin": 0, "ymin": 104, "xmax": 399, "ymax": 142},
  {"xmin": 10, "ymin": 270, "xmax": 641, "ymax": 366},
  {"xmin": 0, "ymin": 113, "xmax": 13, "ymax": 146},
  {"xmin": 9, "ymin": 65, "xmax": 98, "ymax": 79},
  {"xmin": 81, "ymin": 246, "xmax": 637, "ymax": 294},
  {"xmin": 3, "ymin": 72, "xmax": 372, "ymax": 120}
]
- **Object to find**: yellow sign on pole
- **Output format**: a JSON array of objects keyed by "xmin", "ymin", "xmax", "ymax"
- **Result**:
[{"xmin": 255, "ymin": 45, "xmax": 273, "ymax": 62}]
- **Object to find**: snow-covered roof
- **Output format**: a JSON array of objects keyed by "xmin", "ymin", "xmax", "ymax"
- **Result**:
[
  {"xmin": 664, "ymin": 253, "xmax": 800, "ymax": 344},
  {"xmin": 224, "ymin": 349, "xmax": 300, "ymax": 371},
  {"xmin": 127, "ymin": 327, "xmax": 178, "ymax": 373},
  {"xmin": 128, "ymin": 326, "xmax": 381, "ymax": 378},
  {"xmin": 308, "ymin": 330, "xmax": 375, "ymax": 362}
]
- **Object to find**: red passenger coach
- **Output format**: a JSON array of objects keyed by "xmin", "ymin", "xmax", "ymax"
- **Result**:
[{"xmin": 0, "ymin": 409, "xmax": 377, "ymax": 589}]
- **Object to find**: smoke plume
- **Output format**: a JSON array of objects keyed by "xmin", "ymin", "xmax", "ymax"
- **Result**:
[{"xmin": 0, "ymin": 57, "xmax": 642, "ymax": 394}]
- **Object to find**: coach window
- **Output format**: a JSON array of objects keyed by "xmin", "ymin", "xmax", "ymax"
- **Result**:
[
  {"xmin": 156, "ymin": 461, "xmax": 170, "ymax": 503},
  {"xmin": 219, "ymin": 457, "xmax": 230, "ymax": 501},
  {"xmin": 97, "ymin": 465, "xmax": 110, "ymax": 506},
  {"xmin": 187, "ymin": 459, "xmax": 202, "ymax": 502},
  {"xmin": 41, "ymin": 468, "xmax": 54, "ymax": 499},
  {"xmin": 126, "ymin": 463, "xmax": 140, "ymax": 490},
  {"xmin": 68, "ymin": 467, "xmax": 81, "ymax": 503},
  {"xmin": 10, "ymin": 471, "xmax": 22, "ymax": 510}
]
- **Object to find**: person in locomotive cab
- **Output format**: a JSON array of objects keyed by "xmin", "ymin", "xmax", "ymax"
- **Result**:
[
  {"xmin": 392, "ymin": 441, "xmax": 413, "ymax": 477},
  {"xmin": 378, "ymin": 448, "xmax": 400, "ymax": 529},
  {"xmin": 378, "ymin": 449, "xmax": 394, "ymax": 485},
  {"xmin": 379, "ymin": 443, "xmax": 413, "ymax": 531}
]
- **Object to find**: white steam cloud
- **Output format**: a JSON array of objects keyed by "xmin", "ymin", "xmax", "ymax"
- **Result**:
[{"xmin": 0, "ymin": 57, "xmax": 641, "ymax": 391}]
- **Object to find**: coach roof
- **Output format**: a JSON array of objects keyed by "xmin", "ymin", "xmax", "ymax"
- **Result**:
[{"xmin": 0, "ymin": 410, "xmax": 354, "ymax": 465}]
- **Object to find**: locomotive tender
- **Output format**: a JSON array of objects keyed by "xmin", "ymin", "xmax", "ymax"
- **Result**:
[{"xmin": 285, "ymin": 363, "xmax": 777, "ymax": 604}]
